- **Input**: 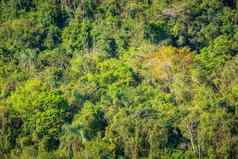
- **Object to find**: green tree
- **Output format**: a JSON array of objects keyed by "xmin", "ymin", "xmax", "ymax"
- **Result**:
[{"xmin": 9, "ymin": 79, "xmax": 69, "ymax": 151}]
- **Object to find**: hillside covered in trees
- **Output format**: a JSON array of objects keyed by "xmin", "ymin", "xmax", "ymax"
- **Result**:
[{"xmin": 0, "ymin": 0, "xmax": 238, "ymax": 158}]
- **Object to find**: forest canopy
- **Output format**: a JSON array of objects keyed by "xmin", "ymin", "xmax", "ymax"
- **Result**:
[{"xmin": 0, "ymin": 0, "xmax": 238, "ymax": 158}]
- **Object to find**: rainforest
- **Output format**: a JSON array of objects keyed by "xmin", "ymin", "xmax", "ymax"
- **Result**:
[{"xmin": 0, "ymin": 0, "xmax": 238, "ymax": 158}]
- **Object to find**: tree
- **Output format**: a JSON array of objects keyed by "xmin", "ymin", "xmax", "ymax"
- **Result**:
[
  {"xmin": 9, "ymin": 79, "xmax": 69, "ymax": 151},
  {"xmin": 62, "ymin": 19, "xmax": 94, "ymax": 53},
  {"xmin": 198, "ymin": 35, "xmax": 235, "ymax": 74}
]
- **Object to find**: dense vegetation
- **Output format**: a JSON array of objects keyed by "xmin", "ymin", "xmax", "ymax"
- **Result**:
[{"xmin": 0, "ymin": 0, "xmax": 238, "ymax": 158}]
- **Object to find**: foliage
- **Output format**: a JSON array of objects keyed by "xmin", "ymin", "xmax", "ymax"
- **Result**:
[
  {"xmin": 8, "ymin": 79, "xmax": 69, "ymax": 152},
  {"xmin": 0, "ymin": 0, "xmax": 238, "ymax": 158}
]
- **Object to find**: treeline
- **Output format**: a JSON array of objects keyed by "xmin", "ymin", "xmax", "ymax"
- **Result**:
[{"xmin": 0, "ymin": 0, "xmax": 238, "ymax": 158}]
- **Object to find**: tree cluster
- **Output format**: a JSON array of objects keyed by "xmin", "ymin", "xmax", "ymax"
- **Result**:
[{"xmin": 0, "ymin": 0, "xmax": 238, "ymax": 158}]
